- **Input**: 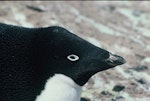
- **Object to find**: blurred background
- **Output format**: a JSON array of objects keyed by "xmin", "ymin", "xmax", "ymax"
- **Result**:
[{"xmin": 0, "ymin": 1, "xmax": 150, "ymax": 101}]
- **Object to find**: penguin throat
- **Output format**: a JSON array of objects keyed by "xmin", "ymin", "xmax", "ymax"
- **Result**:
[{"xmin": 35, "ymin": 74, "xmax": 82, "ymax": 101}]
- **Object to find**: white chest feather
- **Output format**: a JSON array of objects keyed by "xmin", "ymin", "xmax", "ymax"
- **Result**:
[{"xmin": 35, "ymin": 74, "xmax": 82, "ymax": 101}]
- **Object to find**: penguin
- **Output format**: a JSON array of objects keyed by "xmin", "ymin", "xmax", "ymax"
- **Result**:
[{"xmin": 0, "ymin": 23, "xmax": 126, "ymax": 101}]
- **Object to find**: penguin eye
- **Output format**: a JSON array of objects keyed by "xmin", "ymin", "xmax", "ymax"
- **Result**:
[{"xmin": 67, "ymin": 54, "xmax": 79, "ymax": 61}]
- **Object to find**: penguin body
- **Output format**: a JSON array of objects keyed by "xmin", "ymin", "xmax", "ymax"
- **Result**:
[
  {"xmin": 36, "ymin": 74, "xmax": 82, "ymax": 101},
  {"xmin": 0, "ymin": 23, "xmax": 125, "ymax": 101}
]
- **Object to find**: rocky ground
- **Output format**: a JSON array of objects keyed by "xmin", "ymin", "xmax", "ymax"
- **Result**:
[{"xmin": 0, "ymin": 1, "xmax": 150, "ymax": 101}]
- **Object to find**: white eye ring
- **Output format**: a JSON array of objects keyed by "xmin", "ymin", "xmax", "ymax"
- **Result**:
[{"xmin": 67, "ymin": 54, "xmax": 79, "ymax": 61}]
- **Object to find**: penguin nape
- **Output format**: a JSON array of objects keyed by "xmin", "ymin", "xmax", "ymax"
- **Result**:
[{"xmin": 0, "ymin": 23, "xmax": 126, "ymax": 101}]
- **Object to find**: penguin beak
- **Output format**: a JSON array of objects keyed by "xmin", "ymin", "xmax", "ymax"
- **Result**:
[{"xmin": 105, "ymin": 53, "xmax": 126, "ymax": 66}]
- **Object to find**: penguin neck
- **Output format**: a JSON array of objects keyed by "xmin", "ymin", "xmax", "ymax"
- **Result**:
[{"xmin": 35, "ymin": 74, "xmax": 82, "ymax": 101}]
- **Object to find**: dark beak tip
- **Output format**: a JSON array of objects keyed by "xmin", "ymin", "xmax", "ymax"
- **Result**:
[
  {"xmin": 122, "ymin": 58, "xmax": 126, "ymax": 64},
  {"xmin": 107, "ymin": 53, "xmax": 126, "ymax": 66},
  {"xmin": 116, "ymin": 56, "xmax": 126, "ymax": 64},
  {"xmin": 118, "ymin": 56, "xmax": 126, "ymax": 65},
  {"xmin": 117, "ymin": 58, "xmax": 126, "ymax": 65}
]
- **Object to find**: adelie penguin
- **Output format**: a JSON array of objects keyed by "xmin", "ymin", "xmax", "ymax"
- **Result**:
[{"xmin": 0, "ymin": 23, "xmax": 126, "ymax": 101}]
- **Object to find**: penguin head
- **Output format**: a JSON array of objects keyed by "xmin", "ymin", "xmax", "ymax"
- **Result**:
[{"xmin": 34, "ymin": 26, "xmax": 126, "ymax": 86}]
